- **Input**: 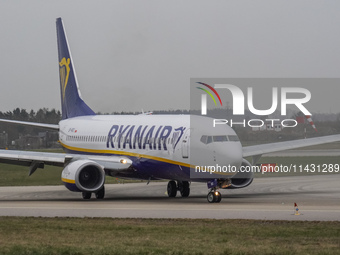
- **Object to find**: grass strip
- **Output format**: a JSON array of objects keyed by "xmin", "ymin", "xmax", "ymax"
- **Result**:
[{"xmin": 0, "ymin": 217, "xmax": 339, "ymax": 255}]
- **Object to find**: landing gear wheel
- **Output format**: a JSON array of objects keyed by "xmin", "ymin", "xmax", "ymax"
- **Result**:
[
  {"xmin": 167, "ymin": 181, "xmax": 177, "ymax": 197},
  {"xmin": 180, "ymin": 181, "xmax": 190, "ymax": 197},
  {"xmin": 95, "ymin": 186, "xmax": 105, "ymax": 199},
  {"xmin": 215, "ymin": 191, "xmax": 222, "ymax": 203},
  {"xmin": 82, "ymin": 192, "xmax": 92, "ymax": 200},
  {"xmin": 207, "ymin": 191, "xmax": 222, "ymax": 203},
  {"xmin": 207, "ymin": 192, "xmax": 216, "ymax": 203}
]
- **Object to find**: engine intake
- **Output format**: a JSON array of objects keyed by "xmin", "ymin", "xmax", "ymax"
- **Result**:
[
  {"xmin": 62, "ymin": 160, "xmax": 105, "ymax": 192},
  {"xmin": 225, "ymin": 159, "xmax": 254, "ymax": 189}
]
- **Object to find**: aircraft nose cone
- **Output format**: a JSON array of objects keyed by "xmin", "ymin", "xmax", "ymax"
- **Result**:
[{"xmin": 190, "ymin": 140, "xmax": 243, "ymax": 179}]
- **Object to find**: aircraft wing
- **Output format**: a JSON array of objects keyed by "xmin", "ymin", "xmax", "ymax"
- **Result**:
[
  {"xmin": 0, "ymin": 119, "xmax": 59, "ymax": 131},
  {"xmin": 243, "ymin": 134, "xmax": 340, "ymax": 157},
  {"xmin": 0, "ymin": 149, "xmax": 132, "ymax": 175}
]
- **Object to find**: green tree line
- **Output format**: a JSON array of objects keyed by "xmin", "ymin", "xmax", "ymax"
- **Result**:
[{"xmin": 1, "ymin": 107, "xmax": 340, "ymax": 146}]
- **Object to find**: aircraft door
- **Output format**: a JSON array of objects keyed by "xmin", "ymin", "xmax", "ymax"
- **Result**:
[{"xmin": 181, "ymin": 128, "xmax": 191, "ymax": 158}]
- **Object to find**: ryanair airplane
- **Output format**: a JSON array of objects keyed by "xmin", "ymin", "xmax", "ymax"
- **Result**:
[{"xmin": 1, "ymin": 18, "xmax": 340, "ymax": 203}]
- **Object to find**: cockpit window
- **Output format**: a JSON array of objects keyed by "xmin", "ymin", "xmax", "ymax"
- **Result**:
[
  {"xmin": 200, "ymin": 135, "xmax": 212, "ymax": 144},
  {"xmin": 213, "ymin": 135, "xmax": 228, "ymax": 142},
  {"xmin": 200, "ymin": 135, "xmax": 207, "ymax": 144},
  {"xmin": 228, "ymin": 135, "xmax": 240, "ymax": 141},
  {"xmin": 200, "ymin": 135, "xmax": 240, "ymax": 144}
]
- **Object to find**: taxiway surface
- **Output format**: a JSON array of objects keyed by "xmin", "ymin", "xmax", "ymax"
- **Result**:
[{"xmin": 0, "ymin": 174, "xmax": 339, "ymax": 221}]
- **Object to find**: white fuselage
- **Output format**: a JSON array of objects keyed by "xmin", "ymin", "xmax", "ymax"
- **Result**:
[{"xmin": 58, "ymin": 114, "xmax": 243, "ymax": 181}]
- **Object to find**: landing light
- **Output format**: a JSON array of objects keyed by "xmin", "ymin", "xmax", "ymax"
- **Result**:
[
  {"xmin": 215, "ymin": 191, "xmax": 219, "ymax": 196},
  {"xmin": 120, "ymin": 159, "xmax": 127, "ymax": 164}
]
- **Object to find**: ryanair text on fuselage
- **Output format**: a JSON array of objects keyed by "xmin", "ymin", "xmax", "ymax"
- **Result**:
[{"xmin": 106, "ymin": 124, "xmax": 185, "ymax": 150}]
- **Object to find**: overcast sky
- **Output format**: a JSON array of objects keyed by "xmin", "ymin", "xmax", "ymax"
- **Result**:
[{"xmin": 1, "ymin": 1, "xmax": 340, "ymax": 114}]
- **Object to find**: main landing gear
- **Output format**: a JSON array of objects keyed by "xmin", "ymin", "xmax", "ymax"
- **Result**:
[
  {"xmin": 167, "ymin": 180, "xmax": 190, "ymax": 198},
  {"xmin": 82, "ymin": 186, "xmax": 105, "ymax": 200}
]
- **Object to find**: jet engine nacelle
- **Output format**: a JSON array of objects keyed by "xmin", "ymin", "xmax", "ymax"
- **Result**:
[
  {"xmin": 61, "ymin": 159, "xmax": 105, "ymax": 192},
  {"xmin": 225, "ymin": 158, "xmax": 254, "ymax": 189}
]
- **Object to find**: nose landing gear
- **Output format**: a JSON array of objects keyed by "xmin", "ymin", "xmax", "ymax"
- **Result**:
[
  {"xmin": 207, "ymin": 189, "xmax": 222, "ymax": 203},
  {"xmin": 206, "ymin": 179, "xmax": 228, "ymax": 203}
]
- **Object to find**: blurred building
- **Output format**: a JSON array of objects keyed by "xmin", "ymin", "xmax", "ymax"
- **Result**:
[
  {"xmin": 11, "ymin": 131, "xmax": 60, "ymax": 150},
  {"xmin": 252, "ymin": 122, "xmax": 283, "ymax": 132},
  {"xmin": 0, "ymin": 131, "xmax": 8, "ymax": 149}
]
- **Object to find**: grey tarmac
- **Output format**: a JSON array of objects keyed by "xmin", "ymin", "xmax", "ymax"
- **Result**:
[{"xmin": 0, "ymin": 174, "xmax": 339, "ymax": 221}]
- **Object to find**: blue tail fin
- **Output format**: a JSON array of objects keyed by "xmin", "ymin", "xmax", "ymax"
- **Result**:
[{"xmin": 56, "ymin": 18, "xmax": 95, "ymax": 120}]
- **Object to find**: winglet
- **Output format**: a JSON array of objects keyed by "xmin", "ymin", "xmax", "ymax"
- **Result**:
[{"xmin": 56, "ymin": 18, "xmax": 95, "ymax": 120}]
